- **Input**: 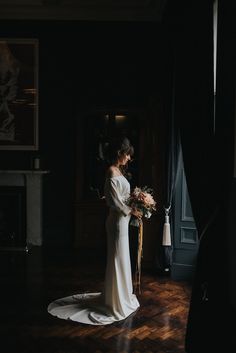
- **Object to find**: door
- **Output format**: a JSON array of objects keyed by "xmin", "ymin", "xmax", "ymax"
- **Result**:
[{"xmin": 171, "ymin": 151, "xmax": 199, "ymax": 281}]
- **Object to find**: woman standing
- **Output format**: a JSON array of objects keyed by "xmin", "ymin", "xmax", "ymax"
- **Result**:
[{"xmin": 48, "ymin": 136, "xmax": 141, "ymax": 325}]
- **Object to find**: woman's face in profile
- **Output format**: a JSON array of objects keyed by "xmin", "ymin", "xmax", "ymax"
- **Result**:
[{"xmin": 118, "ymin": 153, "xmax": 131, "ymax": 166}]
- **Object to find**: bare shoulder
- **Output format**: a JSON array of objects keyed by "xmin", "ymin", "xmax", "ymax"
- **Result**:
[{"xmin": 106, "ymin": 166, "xmax": 120, "ymax": 178}]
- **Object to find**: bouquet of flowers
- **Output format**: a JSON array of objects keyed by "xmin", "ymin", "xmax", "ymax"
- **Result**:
[{"xmin": 126, "ymin": 186, "xmax": 157, "ymax": 226}]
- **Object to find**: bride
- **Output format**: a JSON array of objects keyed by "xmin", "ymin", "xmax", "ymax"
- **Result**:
[{"xmin": 47, "ymin": 136, "xmax": 142, "ymax": 325}]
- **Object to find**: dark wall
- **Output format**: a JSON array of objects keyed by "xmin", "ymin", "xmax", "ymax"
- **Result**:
[{"xmin": 0, "ymin": 20, "xmax": 163, "ymax": 246}]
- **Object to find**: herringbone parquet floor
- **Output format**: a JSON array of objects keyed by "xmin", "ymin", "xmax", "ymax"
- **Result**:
[{"xmin": 0, "ymin": 247, "xmax": 191, "ymax": 353}]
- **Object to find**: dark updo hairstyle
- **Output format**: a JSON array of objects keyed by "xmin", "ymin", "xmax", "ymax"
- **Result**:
[{"xmin": 105, "ymin": 135, "xmax": 134, "ymax": 177}]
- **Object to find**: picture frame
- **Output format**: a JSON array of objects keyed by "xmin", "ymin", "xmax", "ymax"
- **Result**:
[{"xmin": 0, "ymin": 38, "xmax": 39, "ymax": 150}]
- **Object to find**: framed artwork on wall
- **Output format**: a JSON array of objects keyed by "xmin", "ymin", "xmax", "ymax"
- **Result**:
[{"xmin": 0, "ymin": 38, "xmax": 39, "ymax": 150}]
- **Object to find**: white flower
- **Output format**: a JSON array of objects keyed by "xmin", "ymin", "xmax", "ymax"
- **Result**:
[{"xmin": 145, "ymin": 211, "xmax": 152, "ymax": 219}]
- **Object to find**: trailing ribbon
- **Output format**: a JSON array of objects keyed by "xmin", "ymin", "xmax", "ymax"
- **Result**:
[{"xmin": 134, "ymin": 219, "xmax": 143, "ymax": 295}]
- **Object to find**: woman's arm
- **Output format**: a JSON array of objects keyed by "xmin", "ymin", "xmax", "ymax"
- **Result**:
[{"xmin": 107, "ymin": 178, "xmax": 131, "ymax": 216}]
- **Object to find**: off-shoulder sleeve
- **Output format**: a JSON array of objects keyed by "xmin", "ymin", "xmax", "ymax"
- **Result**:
[{"xmin": 105, "ymin": 178, "xmax": 131, "ymax": 216}]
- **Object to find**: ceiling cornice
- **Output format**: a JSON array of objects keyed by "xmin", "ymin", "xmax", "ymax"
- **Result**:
[{"xmin": 0, "ymin": 0, "xmax": 167, "ymax": 21}]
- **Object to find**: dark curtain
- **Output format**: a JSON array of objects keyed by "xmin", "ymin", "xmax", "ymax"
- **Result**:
[
  {"xmin": 154, "ymin": 22, "xmax": 181, "ymax": 274},
  {"xmin": 163, "ymin": 0, "xmax": 236, "ymax": 351},
  {"xmin": 161, "ymin": 71, "xmax": 181, "ymax": 272}
]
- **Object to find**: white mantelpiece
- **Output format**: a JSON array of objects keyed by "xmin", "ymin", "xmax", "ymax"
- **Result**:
[{"xmin": 0, "ymin": 170, "xmax": 49, "ymax": 248}]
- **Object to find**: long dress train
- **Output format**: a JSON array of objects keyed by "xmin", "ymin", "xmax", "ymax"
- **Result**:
[{"xmin": 47, "ymin": 175, "xmax": 140, "ymax": 325}]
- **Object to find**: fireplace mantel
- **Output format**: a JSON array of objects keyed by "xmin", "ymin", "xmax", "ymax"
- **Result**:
[{"xmin": 0, "ymin": 170, "xmax": 49, "ymax": 249}]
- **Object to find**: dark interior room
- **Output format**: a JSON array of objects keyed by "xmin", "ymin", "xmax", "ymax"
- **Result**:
[{"xmin": 0, "ymin": 1, "xmax": 236, "ymax": 352}]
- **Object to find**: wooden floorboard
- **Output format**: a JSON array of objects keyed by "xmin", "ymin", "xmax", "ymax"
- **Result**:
[{"xmin": 0, "ymin": 247, "xmax": 191, "ymax": 353}]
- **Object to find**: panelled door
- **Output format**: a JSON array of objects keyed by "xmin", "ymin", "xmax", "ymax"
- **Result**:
[{"xmin": 171, "ymin": 151, "xmax": 199, "ymax": 281}]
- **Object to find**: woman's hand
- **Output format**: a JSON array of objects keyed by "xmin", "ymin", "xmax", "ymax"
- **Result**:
[{"xmin": 131, "ymin": 208, "xmax": 143, "ymax": 220}]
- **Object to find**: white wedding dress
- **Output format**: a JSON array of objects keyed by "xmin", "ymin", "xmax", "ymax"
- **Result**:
[{"xmin": 47, "ymin": 175, "xmax": 140, "ymax": 325}]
